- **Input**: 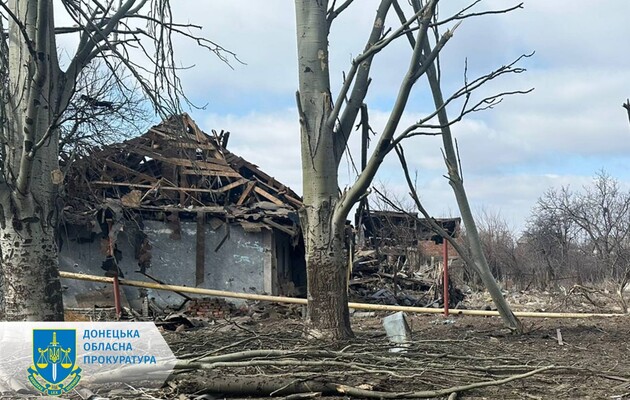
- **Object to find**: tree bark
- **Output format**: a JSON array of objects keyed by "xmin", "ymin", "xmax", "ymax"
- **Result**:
[
  {"xmin": 295, "ymin": 0, "xmax": 353, "ymax": 339},
  {"xmin": 302, "ymin": 201, "xmax": 353, "ymax": 339},
  {"xmin": 0, "ymin": 0, "xmax": 64, "ymax": 320},
  {"xmin": 0, "ymin": 192, "xmax": 64, "ymax": 320}
]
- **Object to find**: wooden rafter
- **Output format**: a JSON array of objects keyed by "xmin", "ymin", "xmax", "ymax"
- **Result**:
[{"xmin": 65, "ymin": 114, "xmax": 303, "ymax": 237}]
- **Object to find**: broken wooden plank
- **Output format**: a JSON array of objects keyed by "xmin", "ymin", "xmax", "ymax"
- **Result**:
[
  {"xmin": 182, "ymin": 112, "xmax": 208, "ymax": 144},
  {"xmin": 237, "ymin": 181, "xmax": 256, "ymax": 205},
  {"xmin": 252, "ymin": 176, "xmax": 302, "ymax": 207},
  {"xmin": 215, "ymin": 178, "xmax": 248, "ymax": 193},
  {"xmin": 179, "ymin": 167, "xmax": 189, "ymax": 206},
  {"xmin": 262, "ymin": 217, "xmax": 296, "ymax": 236},
  {"xmin": 180, "ymin": 169, "xmax": 242, "ymax": 178},
  {"xmin": 91, "ymin": 181, "xmax": 235, "ymax": 194},
  {"xmin": 225, "ymin": 153, "xmax": 301, "ymax": 200},
  {"xmin": 283, "ymin": 194, "xmax": 303, "ymax": 208},
  {"xmin": 124, "ymin": 143, "xmax": 239, "ymax": 174},
  {"xmin": 174, "ymin": 141, "xmax": 222, "ymax": 152},
  {"xmin": 148, "ymin": 126, "xmax": 203, "ymax": 143},
  {"xmin": 148, "ymin": 129, "xmax": 220, "ymax": 150},
  {"xmin": 254, "ymin": 187, "xmax": 285, "ymax": 206},
  {"xmin": 100, "ymin": 158, "xmax": 159, "ymax": 184},
  {"xmin": 125, "ymin": 205, "xmax": 227, "ymax": 213},
  {"xmin": 141, "ymin": 134, "xmax": 227, "ymax": 164}
]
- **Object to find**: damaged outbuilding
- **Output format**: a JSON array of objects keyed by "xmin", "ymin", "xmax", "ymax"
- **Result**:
[{"xmin": 60, "ymin": 114, "xmax": 305, "ymax": 312}]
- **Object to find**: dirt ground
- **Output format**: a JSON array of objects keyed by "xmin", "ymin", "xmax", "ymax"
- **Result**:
[
  {"xmin": 153, "ymin": 312, "xmax": 630, "ymax": 400},
  {"xmin": 3, "ymin": 291, "xmax": 630, "ymax": 400}
]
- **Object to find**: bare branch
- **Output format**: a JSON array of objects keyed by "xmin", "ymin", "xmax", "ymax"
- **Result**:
[
  {"xmin": 330, "ymin": 0, "xmax": 394, "ymax": 156},
  {"xmin": 434, "ymin": 2, "xmax": 524, "ymax": 27},
  {"xmin": 332, "ymin": 0, "xmax": 438, "ymax": 162},
  {"xmin": 388, "ymin": 53, "xmax": 534, "ymax": 149},
  {"xmin": 326, "ymin": 0, "xmax": 355, "ymax": 28},
  {"xmin": 335, "ymin": 0, "xmax": 453, "ymax": 226},
  {"xmin": 376, "ymin": 145, "xmax": 476, "ymax": 268}
]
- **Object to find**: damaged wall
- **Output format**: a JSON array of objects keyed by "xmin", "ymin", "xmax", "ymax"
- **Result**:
[
  {"xmin": 59, "ymin": 114, "xmax": 307, "ymax": 312},
  {"xmin": 59, "ymin": 219, "xmax": 292, "ymax": 311}
]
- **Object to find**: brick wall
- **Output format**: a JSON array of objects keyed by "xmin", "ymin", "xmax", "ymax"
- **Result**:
[
  {"xmin": 185, "ymin": 298, "xmax": 235, "ymax": 319},
  {"xmin": 418, "ymin": 237, "xmax": 464, "ymax": 260}
]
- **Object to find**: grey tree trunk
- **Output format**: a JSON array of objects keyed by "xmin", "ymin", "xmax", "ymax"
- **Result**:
[
  {"xmin": 301, "ymin": 201, "xmax": 353, "ymax": 339},
  {"xmin": 0, "ymin": 193, "xmax": 64, "ymax": 320},
  {"xmin": 420, "ymin": 36, "xmax": 522, "ymax": 333},
  {"xmin": 0, "ymin": 0, "xmax": 64, "ymax": 320},
  {"xmin": 295, "ymin": 0, "xmax": 353, "ymax": 339}
]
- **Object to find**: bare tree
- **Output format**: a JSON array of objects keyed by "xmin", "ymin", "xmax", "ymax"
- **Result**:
[
  {"xmin": 294, "ymin": 0, "xmax": 528, "ymax": 337},
  {"xmin": 0, "ymin": 0, "xmax": 235, "ymax": 320},
  {"xmin": 473, "ymin": 209, "xmax": 518, "ymax": 286},
  {"xmin": 520, "ymin": 203, "xmax": 578, "ymax": 289},
  {"xmin": 58, "ymin": 60, "xmax": 152, "ymax": 160},
  {"xmin": 535, "ymin": 171, "xmax": 630, "ymax": 311}
]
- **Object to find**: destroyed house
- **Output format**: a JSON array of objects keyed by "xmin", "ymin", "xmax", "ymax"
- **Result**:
[
  {"xmin": 359, "ymin": 210, "xmax": 461, "ymax": 259},
  {"xmin": 60, "ymin": 114, "xmax": 305, "ymax": 311}
]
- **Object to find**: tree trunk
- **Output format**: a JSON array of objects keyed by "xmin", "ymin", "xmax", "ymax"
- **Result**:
[
  {"xmin": 450, "ymin": 181, "xmax": 521, "ymax": 332},
  {"xmin": 0, "ymin": 191, "xmax": 64, "ymax": 321},
  {"xmin": 0, "ymin": 119, "xmax": 64, "ymax": 320},
  {"xmin": 302, "ymin": 202, "xmax": 353, "ymax": 339},
  {"xmin": 297, "ymin": 83, "xmax": 354, "ymax": 338},
  {"xmin": 295, "ymin": 0, "xmax": 353, "ymax": 339},
  {"xmin": 418, "ymin": 34, "xmax": 523, "ymax": 333},
  {"xmin": 0, "ymin": 0, "xmax": 64, "ymax": 320}
]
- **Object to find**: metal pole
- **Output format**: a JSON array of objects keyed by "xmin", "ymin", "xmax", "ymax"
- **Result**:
[
  {"xmin": 107, "ymin": 219, "xmax": 121, "ymax": 319},
  {"xmin": 112, "ymin": 274, "xmax": 122, "ymax": 319},
  {"xmin": 443, "ymin": 239, "xmax": 449, "ymax": 316}
]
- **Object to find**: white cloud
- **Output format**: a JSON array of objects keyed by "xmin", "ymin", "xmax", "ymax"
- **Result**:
[{"xmin": 202, "ymin": 110, "xmax": 303, "ymax": 193}]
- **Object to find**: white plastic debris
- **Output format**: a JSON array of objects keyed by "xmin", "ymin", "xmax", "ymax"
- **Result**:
[{"xmin": 382, "ymin": 311, "xmax": 411, "ymax": 352}]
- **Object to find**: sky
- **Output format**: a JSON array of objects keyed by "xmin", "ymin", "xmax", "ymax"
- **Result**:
[{"xmin": 59, "ymin": 1, "xmax": 630, "ymax": 234}]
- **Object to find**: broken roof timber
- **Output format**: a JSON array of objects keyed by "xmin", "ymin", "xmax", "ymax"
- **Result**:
[{"xmin": 65, "ymin": 114, "xmax": 302, "ymax": 236}]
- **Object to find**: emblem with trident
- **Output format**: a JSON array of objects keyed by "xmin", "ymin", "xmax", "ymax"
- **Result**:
[{"xmin": 36, "ymin": 332, "xmax": 73, "ymax": 382}]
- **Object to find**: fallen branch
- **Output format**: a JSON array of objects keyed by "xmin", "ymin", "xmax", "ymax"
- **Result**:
[{"xmin": 178, "ymin": 366, "xmax": 554, "ymax": 398}]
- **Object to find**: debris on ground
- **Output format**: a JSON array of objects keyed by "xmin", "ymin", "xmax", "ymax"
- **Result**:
[{"xmin": 5, "ymin": 315, "xmax": 627, "ymax": 399}]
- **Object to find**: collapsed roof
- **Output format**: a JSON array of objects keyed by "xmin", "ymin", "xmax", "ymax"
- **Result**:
[{"xmin": 64, "ymin": 114, "xmax": 302, "ymax": 236}]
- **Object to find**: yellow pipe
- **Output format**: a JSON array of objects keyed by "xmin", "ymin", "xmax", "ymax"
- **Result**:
[{"xmin": 59, "ymin": 271, "xmax": 625, "ymax": 319}]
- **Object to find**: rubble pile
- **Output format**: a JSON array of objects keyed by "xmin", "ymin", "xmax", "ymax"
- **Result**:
[{"xmin": 349, "ymin": 248, "xmax": 465, "ymax": 308}]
